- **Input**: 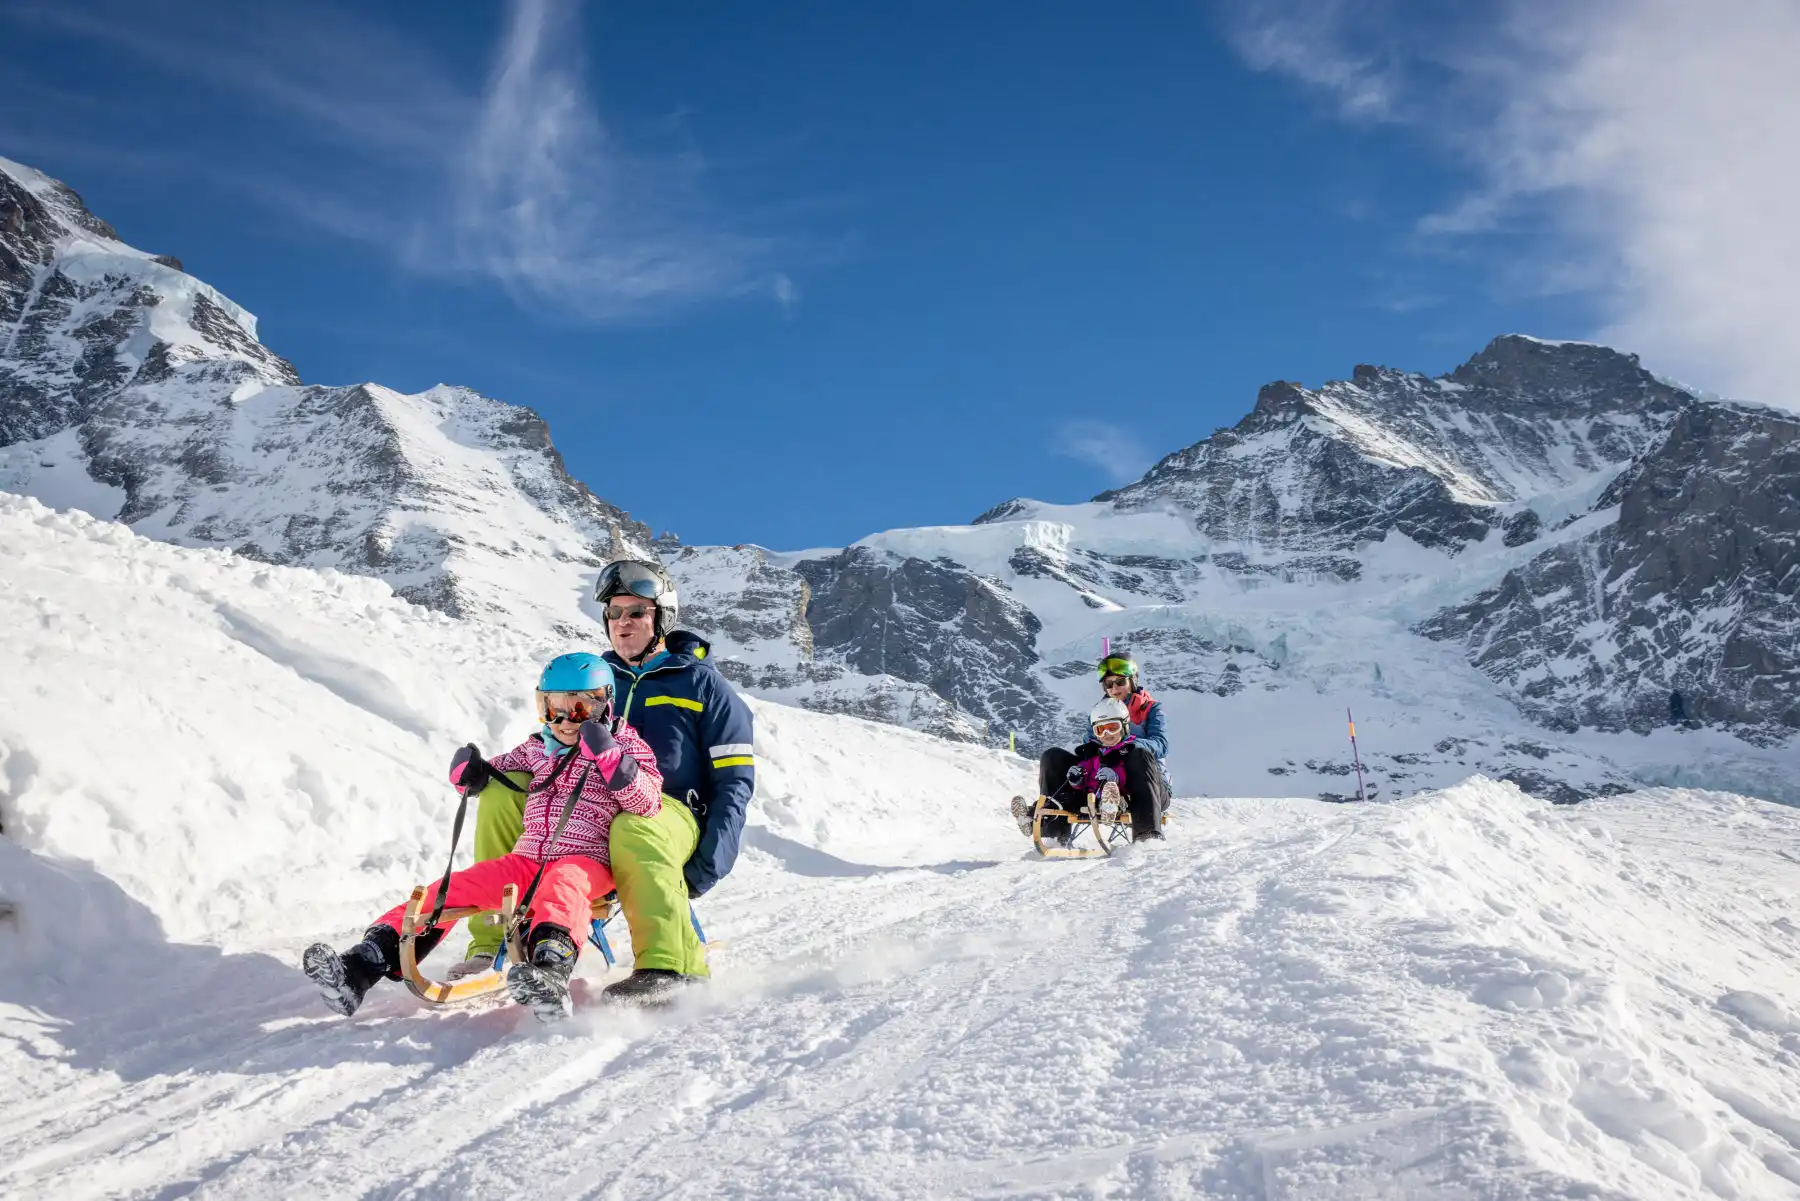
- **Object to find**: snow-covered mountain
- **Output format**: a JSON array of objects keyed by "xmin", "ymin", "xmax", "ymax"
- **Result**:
[
  {"xmin": 0, "ymin": 155, "xmax": 653, "ymax": 636},
  {"xmin": 4, "ymin": 155, "xmax": 1796, "ymax": 804},
  {"xmin": 675, "ymin": 339, "xmax": 1799, "ymax": 804},
  {"xmin": 4, "ymin": 493, "xmax": 1800, "ymax": 1200}
]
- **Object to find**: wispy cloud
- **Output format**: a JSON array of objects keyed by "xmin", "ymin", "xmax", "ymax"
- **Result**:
[
  {"xmin": 1223, "ymin": 0, "xmax": 1400, "ymax": 122},
  {"xmin": 443, "ymin": 0, "xmax": 786, "ymax": 320},
  {"xmin": 5, "ymin": 0, "xmax": 794, "ymax": 323},
  {"xmin": 1225, "ymin": 0, "xmax": 1800, "ymax": 409},
  {"xmin": 1052, "ymin": 420, "xmax": 1154, "ymax": 487}
]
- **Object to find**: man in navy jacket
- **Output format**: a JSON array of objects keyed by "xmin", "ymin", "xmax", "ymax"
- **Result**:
[{"xmin": 595, "ymin": 560, "xmax": 755, "ymax": 1005}]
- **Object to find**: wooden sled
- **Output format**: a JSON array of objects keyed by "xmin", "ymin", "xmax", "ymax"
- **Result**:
[
  {"xmin": 1030, "ymin": 786, "xmax": 1135, "ymax": 860},
  {"xmin": 397, "ymin": 883, "xmax": 709, "ymax": 1006}
]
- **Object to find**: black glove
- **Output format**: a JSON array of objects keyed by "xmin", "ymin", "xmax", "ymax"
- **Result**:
[
  {"xmin": 448, "ymin": 744, "xmax": 493, "ymax": 792},
  {"xmin": 1065, "ymin": 762, "xmax": 1086, "ymax": 785}
]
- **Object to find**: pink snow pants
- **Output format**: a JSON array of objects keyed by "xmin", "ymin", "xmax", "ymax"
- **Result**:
[{"xmin": 374, "ymin": 853, "xmax": 615, "ymax": 940}]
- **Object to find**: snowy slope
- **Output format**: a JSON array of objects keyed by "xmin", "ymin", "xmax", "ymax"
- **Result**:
[{"xmin": 4, "ymin": 493, "xmax": 1800, "ymax": 1199}]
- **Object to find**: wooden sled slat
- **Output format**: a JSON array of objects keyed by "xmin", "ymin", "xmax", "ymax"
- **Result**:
[
  {"xmin": 1033, "ymin": 796, "xmax": 1110, "ymax": 859},
  {"xmin": 396, "ymin": 884, "xmax": 642, "ymax": 1007},
  {"xmin": 1030, "ymin": 790, "xmax": 1139, "ymax": 859},
  {"xmin": 400, "ymin": 885, "xmax": 511, "ymax": 1005}
]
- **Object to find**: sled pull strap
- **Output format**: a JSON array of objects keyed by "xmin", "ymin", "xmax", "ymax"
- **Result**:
[
  {"xmin": 426, "ymin": 779, "xmax": 479, "ymax": 934},
  {"xmin": 518, "ymin": 761, "xmax": 592, "ymax": 918}
]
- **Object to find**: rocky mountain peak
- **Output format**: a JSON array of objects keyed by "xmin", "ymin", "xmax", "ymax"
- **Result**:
[
  {"xmin": 1446, "ymin": 334, "xmax": 1659, "ymax": 407},
  {"xmin": 1242, "ymin": 379, "xmax": 1313, "ymax": 429},
  {"xmin": 0, "ymin": 157, "xmax": 652, "ymax": 636}
]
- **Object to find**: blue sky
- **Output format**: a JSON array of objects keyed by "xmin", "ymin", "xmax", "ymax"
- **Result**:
[{"xmin": 4, "ymin": 0, "xmax": 1792, "ymax": 549}]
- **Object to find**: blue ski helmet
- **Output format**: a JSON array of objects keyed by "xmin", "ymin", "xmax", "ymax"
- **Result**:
[{"xmin": 537, "ymin": 652, "xmax": 614, "ymax": 698}]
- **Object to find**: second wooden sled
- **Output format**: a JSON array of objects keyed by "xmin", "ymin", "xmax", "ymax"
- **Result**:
[{"xmin": 1030, "ymin": 786, "xmax": 1134, "ymax": 860}]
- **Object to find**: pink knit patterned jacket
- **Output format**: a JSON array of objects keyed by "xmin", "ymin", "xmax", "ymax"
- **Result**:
[{"xmin": 488, "ymin": 725, "xmax": 662, "ymax": 864}]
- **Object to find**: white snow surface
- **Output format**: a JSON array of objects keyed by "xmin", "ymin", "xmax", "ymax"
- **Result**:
[{"xmin": 4, "ymin": 492, "xmax": 1800, "ymax": 1199}]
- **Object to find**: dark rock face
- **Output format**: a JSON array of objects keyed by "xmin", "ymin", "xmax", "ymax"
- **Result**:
[
  {"xmin": 794, "ymin": 547, "xmax": 1063, "ymax": 751},
  {"xmin": 1, "ymin": 169, "xmax": 300, "ymax": 449},
  {"xmin": 1420, "ymin": 401, "xmax": 1800, "ymax": 744}
]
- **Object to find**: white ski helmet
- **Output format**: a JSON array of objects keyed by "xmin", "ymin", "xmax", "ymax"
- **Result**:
[
  {"xmin": 1089, "ymin": 697, "xmax": 1130, "ymax": 733},
  {"xmin": 594, "ymin": 559, "xmax": 680, "ymax": 641}
]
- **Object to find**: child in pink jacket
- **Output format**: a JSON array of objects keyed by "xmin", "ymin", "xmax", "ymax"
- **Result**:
[{"xmin": 301, "ymin": 653, "xmax": 661, "ymax": 1022}]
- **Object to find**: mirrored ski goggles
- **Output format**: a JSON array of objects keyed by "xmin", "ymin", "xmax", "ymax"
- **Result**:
[
  {"xmin": 1092, "ymin": 719, "xmax": 1127, "ymax": 739},
  {"xmin": 595, "ymin": 561, "xmax": 667, "ymax": 603},
  {"xmin": 538, "ymin": 691, "xmax": 610, "ymax": 724},
  {"xmin": 1096, "ymin": 656, "xmax": 1137, "ymax": 680}
]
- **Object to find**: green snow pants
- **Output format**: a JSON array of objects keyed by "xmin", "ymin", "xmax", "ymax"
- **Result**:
[
  {"xmin": 610, "ymin": 798, "xmax": 708, "ymax": 977},
  {"xmin": 462, "ymin": 776, "xmax": 708, "ymax": 978}
]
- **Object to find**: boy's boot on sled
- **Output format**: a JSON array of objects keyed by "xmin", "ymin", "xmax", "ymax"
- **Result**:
[
  {"xmin": 302, "ymin": 925, "xmax": 401, "ymax": 1017},
  {"xmin": 602, "ymin": 968, "xmax": 696, "ymax": 1008},
  {"xmin": 1010, "ymin": 794, "xmax": 1038, "ymax": 836},
  {"xmin": 507, "ymin": 925, "xmax": 579, "ymax": 1023}
]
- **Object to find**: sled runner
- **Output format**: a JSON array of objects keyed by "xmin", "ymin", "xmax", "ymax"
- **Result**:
[
  {"xmin": 397, "ymin": 885, "xmax": 710, "ymax": 1006},
  {"xmin": 1027, "ymin": 786, "xmax": 1134, "ymax": 860}
]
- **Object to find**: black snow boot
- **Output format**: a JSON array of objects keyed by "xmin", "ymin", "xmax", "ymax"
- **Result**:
[
  {"xmin": 302, "ymin": 925, "xmax": 400, "ymax": 1017},
  {"xmin": 506, "ymin": 924, "xmax": 579, "ymax": 1023},
  {"xmin": 600, "ymin": 968, "xmax": 694, "ymax": 1009}
]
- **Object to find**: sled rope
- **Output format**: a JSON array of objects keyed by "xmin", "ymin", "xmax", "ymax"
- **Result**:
[
  {"xmin": 426, "ymin": 776, "xmax": 481, "ymax": 935},
  {"xmin": 422, "ymin": 751, "xmax": 534, "ymax": 935}
]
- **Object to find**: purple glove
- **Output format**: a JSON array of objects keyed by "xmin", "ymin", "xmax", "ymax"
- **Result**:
[{"xmin": 579, "ymin": 719, "xmax": 638, "ymax": 790}]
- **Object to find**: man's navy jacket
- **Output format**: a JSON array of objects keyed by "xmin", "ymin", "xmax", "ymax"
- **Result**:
[{"xmin": 606, "ymin": 630, "xmax": 755, "ymax": 897}]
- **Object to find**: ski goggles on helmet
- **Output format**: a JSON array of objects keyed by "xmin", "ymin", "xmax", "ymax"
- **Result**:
[
  {"xmin": 1096, "ymin": 655, "xmax": 1138, "ymax": 680},
  {"xmin": 595, "ymin": 560, "xmax": 669, "ymax": 603},
  {"xmin": 1092, "ymin": 718, "xmax": 1127, "ymax": 739},
  {"xmin": 537, "ymin": 690, "xmax": 610, "ymax": 724}
]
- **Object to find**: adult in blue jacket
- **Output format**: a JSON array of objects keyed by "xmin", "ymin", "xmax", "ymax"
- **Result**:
[{"xmin": 595, "ymin": 559, "xmax": 755, "ymax": 1005}]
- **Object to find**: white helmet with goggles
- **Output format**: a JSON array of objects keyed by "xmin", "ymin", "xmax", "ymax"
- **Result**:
[
  {"xmin": 595, "ymin": 559, "xmax": 680, "ymax": 641},
  {"xmin": 1089, "ymin": 697, "xmax": 1130, "ymax": 736}
]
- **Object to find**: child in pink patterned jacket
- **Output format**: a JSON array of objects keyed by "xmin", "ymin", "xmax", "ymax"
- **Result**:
[{"xmin": 301, "ymin": 653, "xmax": 661, "ymax": 1022}]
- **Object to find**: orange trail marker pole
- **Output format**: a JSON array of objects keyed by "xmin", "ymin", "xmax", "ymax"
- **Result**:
[{"xmin": 1347, "ymin": 708, "xmax": 1368, "ymax": 802}]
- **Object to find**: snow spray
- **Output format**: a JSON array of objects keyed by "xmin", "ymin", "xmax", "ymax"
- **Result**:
[{"xmin": 1346, "ymin": 708, "xmax": 1368, "ymax": 802}]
